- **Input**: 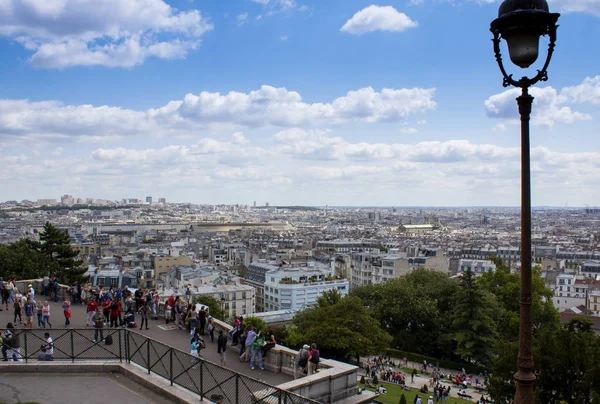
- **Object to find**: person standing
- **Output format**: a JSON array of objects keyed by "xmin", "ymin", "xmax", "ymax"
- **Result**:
[
  {"xmin": 250, "ymin": 331, "xmax": 265, "ymax": 371},
  {"xmin": 109, "ymin": 299, "xmax": 120, "ymax": 328},
  {"xmin": 217, "ymin": 330, "xmax": 227, "ymax": 368},
  {"xmin": 138, "ymin": 303, "xmax": 150, "ymax": 330},
  {"xmin": 208, "ymin": 317, "xmax": 215, "ymax": 343},
  {"xmin": 93, "ymin": 308, "xmax": 106, "ymax": 342},
  {"xmin": 198, "ymin": 306, "xmax": 207, "ymax": 335},
  {"xmin": 42, "ymin": 301, "xmax": 52, "ymax": 328},
  {"xmin": 239, "ymin": 326, "xmax": 255, "ymax": 362},
  {"xmin": 36, "ymin": 301, "xmax": 45, "ymax": 328},
  {"xmin": 86, "ymin": 298, "xmax": 98, "ymax": 326},
  {"xmin": 42, "ymin": 276, "xmax": 50, "ymax": 297},
  {"xmin": 308, "ymin": 343, "xmax": 320, "ymax": 375},
  {"xmin": 13, "ymin": 296, "xmax": 22, "ymax": 324},
  {"xmin": 24, "ymin": 298, "xmax": 35, "ymax": 328},
  {"xmin": 63, "ymin": 299, "xmax": 71, "ymax": 327},
  {"xmin": 295, "ymin": 344, "xmax": 310, "ymax": 379}
]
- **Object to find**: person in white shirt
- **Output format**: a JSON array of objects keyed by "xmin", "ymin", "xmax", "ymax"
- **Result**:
[
  {"xmin": 427, "ymin": 397, "xmax": 434, "ymax": 404},
  {"xmin": 44, "ymin": 332, "xmax": 54, "ymax": 360}
]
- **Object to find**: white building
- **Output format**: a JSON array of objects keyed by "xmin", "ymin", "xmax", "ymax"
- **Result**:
[
  {"xmin": 263, "ymin": 264, "xmax": 349, "ymax": 311},
  {"xmin": 457, "ymin": 259, "xmax": 497, "ymax": 275},
  {"xmin": 551, "ymin": 272, "xmax": 587, "ymax": 312}
]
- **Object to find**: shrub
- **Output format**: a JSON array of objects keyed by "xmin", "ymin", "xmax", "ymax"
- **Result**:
[
  {"xmin": 399, "ymin": 394, "xmax": 407, "ymax": 404},
  {"xmin": 372, "ymin": 375, "xmax": 378, "ymax": 385},
  {"xmin": 360, "ymin": 375, "xmax": 366, "ymax": 384},
  {"xmin": 243, "ymin": 316, "xmax": 267, "ymax": 334}
]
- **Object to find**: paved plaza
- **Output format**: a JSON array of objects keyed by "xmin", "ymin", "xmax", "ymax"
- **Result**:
[
  {"xmin": 0, "ymin": 300, "xmax": 293, "ymax": 386},
  {"xmin": 0, "ymin": 373, "xmax": 174, "ymax": 404}
]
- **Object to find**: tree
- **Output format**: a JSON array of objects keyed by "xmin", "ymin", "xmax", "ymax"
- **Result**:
[
  {"xmin": 192, "ymin": 295, "xmax": 225, "ymax": 321},
  {"xmin": 351, "ymin": 268, "xmax": 460, "ymax": 359},
  {"xmin": 290, "ymin": 294, "xmax": 392, "ymax": 361},
  {"xmin": 489, "ymin": 320, "xmax": 600, "ymax": 404},
  {"xmin": 36, "ymin": 222, "xmax": 84, "ymax": 284},
  {"xmin": 0, "ymin": 239, "xmax": 59, "ymax": 280},
  {"xmin": 399, "ymin": 394, "xmax": 407, "ymax": 404},
  {"xmin": 451, "ymin": 268, "xmax": 500, "ymax": 366},
  {"xmin": 479, "ymin": 265, "xmax": 558, "ymax": 342},
  {"xmin": 243, "ymin": 316, "xmax": 267, "ymax": 334}
]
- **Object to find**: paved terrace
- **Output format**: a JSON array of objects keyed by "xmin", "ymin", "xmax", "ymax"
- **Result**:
[{"xmin": 0, "ymin": 300, "xmax": 292, "ymax": 386}]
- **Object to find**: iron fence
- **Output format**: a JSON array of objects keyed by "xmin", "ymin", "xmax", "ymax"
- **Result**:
[{"xmin": 0, "ymin": 328, "xmax": 317, "ymax": 404}]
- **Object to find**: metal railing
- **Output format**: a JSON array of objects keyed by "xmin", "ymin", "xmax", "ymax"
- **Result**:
[{"xmin": 0, "ymin": 328, "xmax": 318, "ymax": 404}]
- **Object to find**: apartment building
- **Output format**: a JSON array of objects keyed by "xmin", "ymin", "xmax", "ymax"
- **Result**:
[
  {"xmin": 263, "ymin": 264, "xmax": 349, "ymax": 312},
  {"xmin": 153, "ymin": 255, "xmax": 193, "ymax": 279},
  {"xmin": 242, "ymin": 261, "xmax": 280, "ymax": 312}
]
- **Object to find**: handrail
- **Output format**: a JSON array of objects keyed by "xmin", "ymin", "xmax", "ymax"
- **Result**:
[{"xmin": 0, "ymin": 328, "xmax": 319, "ymax": 404}]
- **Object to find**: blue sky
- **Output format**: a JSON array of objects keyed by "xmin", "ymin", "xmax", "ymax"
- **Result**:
[{"xmin": 0, "ymin": 0, "xmax": 599, "ymax": 206}]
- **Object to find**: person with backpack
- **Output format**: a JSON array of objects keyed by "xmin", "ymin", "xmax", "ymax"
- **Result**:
[
  {"xmin": 308, "ymin": 343, "xmax": 320, "ymax": 375},
  {"xmin": 250, "ymin": 330, "xmax": 265, "ymax": 371},
  {"xmin": 295, "ymin": 344, "xmax": 310, "ymax": 379}
]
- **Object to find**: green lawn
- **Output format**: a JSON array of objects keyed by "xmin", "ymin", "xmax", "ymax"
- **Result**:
[{"xmin": 359, "ymin": 382, "xmax": 477, "ymax": 404}]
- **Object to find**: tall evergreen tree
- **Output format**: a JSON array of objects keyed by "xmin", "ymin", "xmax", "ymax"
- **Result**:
[
  {"xmin": 452, "ymin": 268, "xmax": 500, "ymax": 366},
  {"xmin": 36, "ymin": 222, "xmax": 84, "ymax": 284}
]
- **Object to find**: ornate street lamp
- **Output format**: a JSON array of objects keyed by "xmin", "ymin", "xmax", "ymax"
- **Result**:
[{"xmin": 490, "ymin": 1, "xmax": 559, "ymax": 403}]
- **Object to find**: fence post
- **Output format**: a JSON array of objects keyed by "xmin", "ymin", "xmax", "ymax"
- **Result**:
[
  {"xmin": 170, "ymin": 349, "xmax": 174, "ymax": 386},
  {"xmin": 118, "ymin": 329, "xmax": 123, "ymax": 362},
  {"xmin": 23, "ymin": 331, "xmax": 28, "ymax": 363},
  {"xmin": 147, "ymin": 339, "xmax": 151, "ymax": 374},
  {"xmin": 236, "ymin": 373, "xmax": 239, "ymax": 404},
  {"xmin": 200, "ymin": 361, "xmax": 204, "ymax": 401},
  {"xmin": 70, "ymin": 329, "xmax": 75, "ymax": 363}
]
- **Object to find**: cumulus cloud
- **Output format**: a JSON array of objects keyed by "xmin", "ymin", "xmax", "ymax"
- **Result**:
[
  {"xmin": 0, "ymin": 85, "xmax": 435, "ymax": 141},
  {"xmin": 250, "ymin": 0, "xmax": 302, "ymax": 15},
  {"xmin": 561, "ymin": 76, "xmax": 600, "ymax": 105},
  {"xmin": 237, "ymin": 13, "xmax": 249, "ymax": 26},
  {"xmin": 341, "ymin": 5, "xmax": 418, "ymax": 35},
  {"xmin": 485, "ymin": 85, "xmax": 592, "ymax": 128},
  {"xmin": 152, "ymin": 85, "xmax": 436, "ymax": 128},
  {"xmin": 0, "ymin": 0, "xmax": 213, "ymax": 68},
  {"xmin": 273, "ymin": 129, "xmax": 519, "ymax": 162}
]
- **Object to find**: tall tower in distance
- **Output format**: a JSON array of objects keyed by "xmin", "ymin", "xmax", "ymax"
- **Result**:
[
  {"xmin": 253, "ymin": 201, "xmax": 256, "ymax": 207},
  {"xmin": 266, "ymin": 202, "xmax": 269, "ymax": 207},
  {"xmin": 146, "ymin": 196, "xmax": 152, "ymax": 204}
]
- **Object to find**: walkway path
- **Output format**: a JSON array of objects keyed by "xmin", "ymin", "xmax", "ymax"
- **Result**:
[{"xmin": 0, "ymin": 300, "xmax": 292, "ymax": 386}]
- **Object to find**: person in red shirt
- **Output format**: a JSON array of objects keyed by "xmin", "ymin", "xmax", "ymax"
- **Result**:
[
  {"xmin": 86, "ymin": 299, "xmax": 98, "ymax": 326},
  {"xmin": 109, "ymin": 299, "xmax": 120, "ymax": 327}
]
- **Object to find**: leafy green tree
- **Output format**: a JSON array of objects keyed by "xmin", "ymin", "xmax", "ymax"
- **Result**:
[
  {"xmin": 35, "ymin": 222, "xmax": 84, "ymax": 284},
  {"xmin": 290, "ymin": 294, "xmax": 392, "ymax": 361},
  {"xmin": 451, "ymin": 268, "xmax": 500, "ymax": 366},
  {"xmin": 479, "ymin": 265, "xmax": 558, "ymax": 342},
  {"xmin": 351, "ymin": 268, "xmax": 459, "ymax": 359},
  {"xmin": 192, "ymin": 295, "xmax": 225, "ymax": 321},
  {"xmin": 399, "ymin": 394, "xmax": 407, "ymax": 404}
]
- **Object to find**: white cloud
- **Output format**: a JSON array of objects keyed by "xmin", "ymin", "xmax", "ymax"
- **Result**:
[
  {"xmin": 232, "ymin": 132, "xmax": 249, "ymax": 144},
  {"xmin": 152, "ymin": 85, "xmax": 436, "ymax": 128},
  {"xmin": 273, "ymin": 129, "xmax": 520, "ymax": 162},
  {"xmin": 237, "ymin": 12, "xmax": 249, "ymax": 26},
  {"xmin": 493, "ymin": 123, "xmax": 506, "ymax": 131},
  {"xmin": 0, "ymin": 85, "xmax": 435, "ymax": 141},
  {"xmin": 52, "ymin": 147, "xmax": 64, "ymax": 157},
  {"xmin": 549, "ymin": 0, "xmax": 600, "ymax": 17},
  {"xmin": 561, "ymin": 76, "xmax": 600, "ymax": 105},
  {"xmin": 400, "ymin": 127, "xmax": 417, "ymax": 134},
  {"xmin": 251, "ymin": 0, "xmax": 301, "ymax": 15},
  {"xmin": 485, "ymin": 85, "xmax": 591, "ymax": 128},
  {"xmin": 341, "ymin": 5, "xmax": 418, "ymax": 35},
  {"xmin": 303, "ymin": 165, "xmax": 386, "ymax": 180},
  {"xmin": 251, "ymin": 0, "xmax": 270, "ymax": 4},
  {"xmin": 0, "ymin": 0, "xmax": 213, "ymax": 68},
  {"xmin": 280, "ymin": 35, "xmax": 288, "ymax": 40}
]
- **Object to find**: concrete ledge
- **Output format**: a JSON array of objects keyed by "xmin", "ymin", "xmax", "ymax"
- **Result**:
[{"xmin": 0, "ymin": 361, "xmax": 203, "ymax": 404}]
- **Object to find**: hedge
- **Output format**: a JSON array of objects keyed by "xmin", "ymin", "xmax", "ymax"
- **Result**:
[{"xmin": 384, "ymin": 348, "xmax": 485, "ymax": 374}]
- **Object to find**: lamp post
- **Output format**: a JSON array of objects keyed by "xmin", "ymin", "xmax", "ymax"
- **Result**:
[{"xmin": 490, "ymin": 1, "xmax": 559, "ymax": 403}]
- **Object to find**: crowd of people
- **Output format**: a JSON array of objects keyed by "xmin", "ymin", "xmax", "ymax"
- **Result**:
[{"xmin": 1, "ymin": 278, "xmax": 324, "ymax": 380}]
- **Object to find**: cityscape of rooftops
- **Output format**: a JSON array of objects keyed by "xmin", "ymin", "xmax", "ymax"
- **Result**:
[{"xmin": 1, "ymin": 1, "xmax": 600, "ymax": 403}]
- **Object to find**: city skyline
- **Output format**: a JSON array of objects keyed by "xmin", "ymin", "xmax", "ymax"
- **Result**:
[{"xmin": 0, "ymin": 0, "xmax": 599, "ymax": 206}]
